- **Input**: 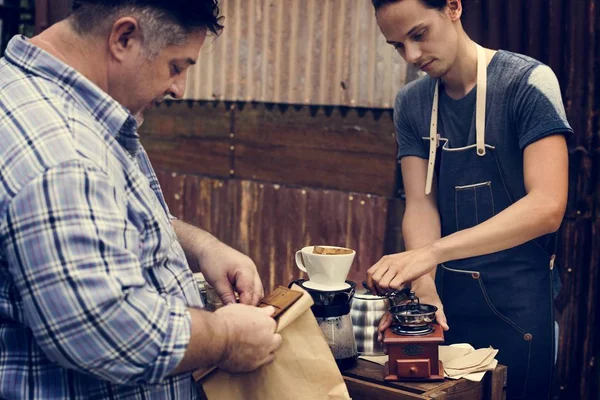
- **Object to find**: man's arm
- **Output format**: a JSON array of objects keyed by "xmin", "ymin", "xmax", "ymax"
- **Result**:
[
  {"xmin": 169, "ymin": 305, "xmax": 281, "ymax": 376},
  {"xmin": 430, "ymin": 134, "xmax": 568, "ymax": 263},
  {"xmin": 376, "ymin": 156, "xmax": 449, "ymax": 334},
  {"xmin": 171, "ymin": 219, "xmax": 264, "ymax": 306},
  {"xmin": 3, "ymin": 161, "xmax": 280, "ymax": 382},
  {"xmin": 400, "ymin": 157, "xmax": 441, "ymax": 277},
  {"xmin": 368, "ymin": 134, "xmax": 568, "ymax": 293},
  {"xmin": 171, "ymin": 219, "xmax": 219, "ymax": 274}
]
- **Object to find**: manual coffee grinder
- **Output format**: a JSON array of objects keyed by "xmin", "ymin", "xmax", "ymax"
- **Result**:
[{"xmin": 383, "ymin": 290, "xmax": 445, "ymax": 381}]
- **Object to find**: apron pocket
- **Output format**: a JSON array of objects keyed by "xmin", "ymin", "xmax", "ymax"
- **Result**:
[
  {"xmin": 440, "ymin": 266, "xmax": 533, "ymax": 399},
  {"xmin": 454, "ymin": 181, "xmax": 495, "ymax": 231}
]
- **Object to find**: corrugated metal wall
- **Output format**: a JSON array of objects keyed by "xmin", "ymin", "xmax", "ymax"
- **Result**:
[
  {"xmin": 184, "ymin": 0, "xmax": 419, "ymax": 108},
  {"xmin": 156, "ymin": 172, "xmax": 400, "ymax": 290}
]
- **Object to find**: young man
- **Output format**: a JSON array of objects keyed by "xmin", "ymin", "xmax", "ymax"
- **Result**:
[
  {"xmin": 366, "ymin": 0, "xmax": 571, "ymax": 399},
  {"xmin": 0, "ymin": 1, "xmax": 282, "ymax": 398}
]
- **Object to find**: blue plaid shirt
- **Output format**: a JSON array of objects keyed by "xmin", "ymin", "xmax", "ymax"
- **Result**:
[{"xmin": 0, "ymin": 36, "xmax": 203, "ymax": 399}]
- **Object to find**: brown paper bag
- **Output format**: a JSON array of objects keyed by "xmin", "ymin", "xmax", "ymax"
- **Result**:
[{"xmin": 196, "ymin": 285, "xmax": 351, "ymax": 400}]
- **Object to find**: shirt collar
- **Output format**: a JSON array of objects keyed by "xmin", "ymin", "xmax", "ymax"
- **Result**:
[{"xmin": 4, "ymin": 35, "xmax": 141, "ymax": 157}]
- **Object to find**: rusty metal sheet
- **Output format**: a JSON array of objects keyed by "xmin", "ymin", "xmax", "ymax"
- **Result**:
[
  {"xmin": 156, "ymin": 172, "xmax": 390, "ymax": 293},
  {"xmin": 184, "ymin": 0, "xmax": 414, "ymax": 108}
]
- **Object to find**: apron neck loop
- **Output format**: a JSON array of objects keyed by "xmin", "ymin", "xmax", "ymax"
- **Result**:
[{"xmin": 425, "ymin": 42, "xmax": 488, "ymax": 195}]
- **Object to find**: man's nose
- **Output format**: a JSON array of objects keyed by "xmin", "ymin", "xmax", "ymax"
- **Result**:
[
  {"xmin": 167, "ymin": 74, "xmax": 187, "ymax": 99},
  {"xmin": 404, "ymin": 43, "xmax": 422, "ymax": 65}
]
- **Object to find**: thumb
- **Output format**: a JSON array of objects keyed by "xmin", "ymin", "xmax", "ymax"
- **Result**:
[
  {"xmin": 436, "ymin": 308, "xmax": 449, "ymax": 331},
  {"xmin": 259, "ymin": 305, "xmax": 276, "ymax": 317}
]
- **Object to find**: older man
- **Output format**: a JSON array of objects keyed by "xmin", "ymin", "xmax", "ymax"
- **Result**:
[{"xmin": 0, "ymin": 1, "xmax": 281, "ymax": 398}]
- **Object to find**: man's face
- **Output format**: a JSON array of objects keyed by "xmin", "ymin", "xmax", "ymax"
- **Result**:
[
  {"xmin": 109, "ymin": 28, "xmax": 206, "ymax": 124},
  {"xmin": 376, "ymin": 0, "xmax": 459, "ymax": 79}
]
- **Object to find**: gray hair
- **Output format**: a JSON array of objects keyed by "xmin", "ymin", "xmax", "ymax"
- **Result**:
[{"xmin": 70, "ymin": 5, "xmax": 192, "ymax": 59}]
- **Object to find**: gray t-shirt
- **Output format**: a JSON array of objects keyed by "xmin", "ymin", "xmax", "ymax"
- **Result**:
[{"xmin": 394, "ymin": 50, "xmax": 573, "ymax": 203}]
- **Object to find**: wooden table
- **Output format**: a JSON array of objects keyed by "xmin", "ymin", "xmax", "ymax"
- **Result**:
[{"xmin": 342, "ymin": 359, "xmax": 507, "ymax": 400}]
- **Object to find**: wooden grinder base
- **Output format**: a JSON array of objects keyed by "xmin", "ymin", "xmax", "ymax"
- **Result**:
[{"xmin": 383, "ymin": 323, "xmax": 445, "ymax": 382}]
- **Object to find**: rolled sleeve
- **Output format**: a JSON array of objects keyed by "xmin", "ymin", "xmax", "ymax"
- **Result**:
[
  {"xmin": 394, "ymin": 88, "xmax": 428, "ymax": 161},
  {"xmin": 512, "ymin": 64, "xmax": 574, "ymax": 150},
  {"xmin": 2, "ymin": 160, "xmax": 191, "ymax": 385}
]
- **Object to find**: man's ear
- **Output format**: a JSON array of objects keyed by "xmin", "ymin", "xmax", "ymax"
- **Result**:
[
  {"xmin": 108, "ymin": 17, "xmax": 143, "ymax": 62},
  {"xmin": 446, "ymin": 0, "xmax": 463, "ymax": 22}
]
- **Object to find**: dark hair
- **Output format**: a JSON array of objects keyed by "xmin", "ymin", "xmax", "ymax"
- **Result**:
[
  {"xmin": 71, "ymin": 0, "xmax": 224, "ymax": 36},
  {"xmin": 372, "ymin": 0, "xmax": 447, "ymax": 12}
]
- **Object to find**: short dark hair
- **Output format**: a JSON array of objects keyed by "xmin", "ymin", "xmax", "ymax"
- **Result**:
[
  {"xmin": 372, "ymin": 0, "xmax": 447, "ymax": 12},
  {"xmin": 71, "ymin": 0, "xmax": 224, "ymax": 36}
]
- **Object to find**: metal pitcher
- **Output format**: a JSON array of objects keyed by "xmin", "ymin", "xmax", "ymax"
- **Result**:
[{"xmin": 350, "ymin": 289, "xmax": 390, "ymax": 356}]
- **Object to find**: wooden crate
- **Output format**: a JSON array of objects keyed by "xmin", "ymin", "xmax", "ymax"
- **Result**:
[{"xmin": 342, "ymin": 359, "xmax": 507, "ymax": 400}]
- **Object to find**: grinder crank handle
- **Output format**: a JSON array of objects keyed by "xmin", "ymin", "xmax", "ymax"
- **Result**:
[{"xmin": 361, "ymin": 281, "xmax": 412, "ymax": 301}]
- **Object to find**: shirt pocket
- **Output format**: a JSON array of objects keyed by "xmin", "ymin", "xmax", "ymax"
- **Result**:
[{"xmin": 454, "ymin": 181, "xmax": 495, "ymax": 231}]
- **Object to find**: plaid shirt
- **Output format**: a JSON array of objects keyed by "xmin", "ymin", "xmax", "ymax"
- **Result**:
[{"xmin": 0, "ymin": 36, "xmax": 203, "ymax": 399}]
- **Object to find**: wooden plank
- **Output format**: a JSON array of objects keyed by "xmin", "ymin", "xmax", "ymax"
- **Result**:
[
  {"xmin": 140, "ymin": 101, "xmax": 232, "ymax": 178},
  {"xmin": 140, "ymin": 101, "xmax": 231, "ymax": 140},
  {"xmin": 222, "ymin": 179, "xmax": 391, "ymax": 293},
  {"xmin": 581, "ymin": 217, "xmax": 600, "ymax": 399},
  {"xmin": 233, "ymin": 103, "xmax": 397, "ymax": 196},
  {"xmin": 554, "ymin": 218, "xmax": 593, "ymax": 398},
  {"xmin": 484, "ymin": 365, "xmax": 507, "ymax": 400},
  {"xmin": 272, "ymin": 183, "xmax": 309, "ymax": 287},
  {"xmin": 142, "ymin": 137, "xmax": 232, "ymax": 178},
  {"xmin": 303, "ymin": 187, "xmax": 350, "ymax": 250},
  {"xmin": 344, "ymin": 376, "xmax": 429, "ymax": 400},
  {"xmin": 181, "ymin": 175, "xmax": 231, "ymax": 243},
  {"xmin": 343, "ymin": 359, "xmax": 486, "ymax": 397},
  {"xmin": 440, "ymin": 378, "xmax": 484, "ymax": 399},
  {"xmin": 155, "ymin": 170, "xmax": 185, "ymax": 219},
  {"xmin": 346, "ymin": 193, "xmax": 389, "ymax": 282},
  {"xmin": 385, "ymin": 197, "xmax": 406, "ymax": 254}
]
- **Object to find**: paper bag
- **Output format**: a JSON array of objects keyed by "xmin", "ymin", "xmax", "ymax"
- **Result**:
[{"xmin": 197, "ymin": 285, "xmax": 351, "ymax": 400}]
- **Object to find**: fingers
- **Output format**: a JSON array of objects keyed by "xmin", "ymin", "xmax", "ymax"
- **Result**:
[
  {"xmin": 377, "ymin": 312, "xmax": 392, "ymax": 342},
  {"xmin": 436, "ymin": 308, "xmax": 450, "ymax": 331},
  {"xmin": 272, "ymin": 333, "xmax": 283, "ymax": 351},
  {"xmin": 235, "ymin": 270, "xmax": 254, "ymax": 305},
  {"xmin": 231, "ymin": 258, "xmax": 264, "ymax": 306},
  {"xmin": 261, "ymin": 352, "xmax": 276, "ymax": 367},
  {"xmin": 212, "ymin": 280, "xmax": 237, "ymax": 305},
  {"xmin": 366, "ymin": 262, "xmax": 379, "ymax": 294},
  {"xmin": 367, "ymin": 257, "xmax": 388, "ymax": 295},
  {"xmin": 256, "ymin": 332, "xmax": 282, "ymax": 369},
  {"xmin": 250, "ymin": 275, "xmax": 264, "ymax": 306},
  {"xmin": 378, "ymin": 268, "xmax": 405, "ymax": 293},
  {"xmin": 367, "ymin": 255, "xmax": 407, "ymax": 295}
]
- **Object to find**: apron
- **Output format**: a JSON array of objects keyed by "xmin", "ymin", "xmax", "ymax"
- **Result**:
[{"xmin": 425, "ymin": 44, "xmax": 556, "ymax": 400}]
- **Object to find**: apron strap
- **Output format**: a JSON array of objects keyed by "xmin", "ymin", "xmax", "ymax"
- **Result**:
[
  {"xmin": 425, "ymin": 43, "xmax": 488, "ymax": 194},
  {"xmin": 425, "ymin": 82, "xmax": 440, "ymax": 195},
  {"xmin": 475, "ymin": 44, "xmax": 487, "ymax": 157}
]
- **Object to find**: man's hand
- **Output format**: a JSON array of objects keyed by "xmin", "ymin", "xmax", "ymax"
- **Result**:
[
  {"xmin": 214, "ymin": 304, "xmax": 282, "ymax": 372},
  {"xmin": 377, "ymin": 276, "xmax": 449, "ymax": 342},
  {"xmin": 171, "ymin": 220, "xmax": 264, "ymax": 306},
  {"xmin": 366, "ymin": 245, "xmax": 439, "ymax": 294},
  {"xmin": 198, "ymin": 238, "xmax": 264, "ymax": 306},
  {"xmin": 412, "ymin": 277, "xmax": 448, "ymax": 331}
]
